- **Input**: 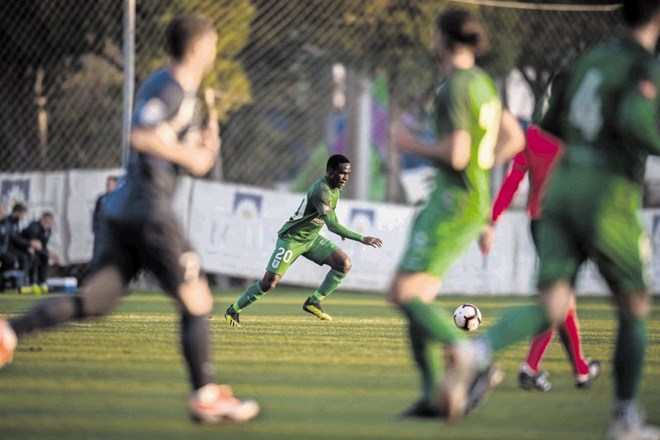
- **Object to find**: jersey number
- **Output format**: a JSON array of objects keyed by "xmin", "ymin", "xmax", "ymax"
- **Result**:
[
  {"xmin": 271, "ymin": 247, "xmax": 293, "ymax": 269},
  {"xmin": 477, "ymin": 99, "xmax": 501, "ymax": 170},
  {"xmin": 569, "ymin": 69, "xmax": 603, "ymax": 142},
  {"xmin": 291, "ymin": 196, "xmax": 308, "ymax": 221}
]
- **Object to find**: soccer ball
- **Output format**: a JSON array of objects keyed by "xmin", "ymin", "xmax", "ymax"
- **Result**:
[{"xmin": 453, "ymin": 304, "xmax": 482, "ymax": 332}]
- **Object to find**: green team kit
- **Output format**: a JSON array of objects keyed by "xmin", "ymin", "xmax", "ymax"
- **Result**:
[
  {"xmin": 537, "ymin": 35, "xmax": 660, "ymax": 293},
  {"xmin": 400, "ymin": 66, "xmax": 501, "ymax": 277},
  {"xmin": 267, "ymin": 177, "xmax": 361, "ymax": 275},
  {"xmin": 225, "ymin": 166, "xmax": 379, "ymax": 325}
]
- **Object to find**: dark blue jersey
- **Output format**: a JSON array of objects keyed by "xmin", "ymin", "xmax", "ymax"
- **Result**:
[{"xmin": 106, "ymin": 69, "xmax": 201, "ymax": 223}]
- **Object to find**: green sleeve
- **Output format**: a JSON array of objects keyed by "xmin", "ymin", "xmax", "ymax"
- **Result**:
[
  {"xmin": 615, "ymin": 62, "xmax": 660, "ymax": 156},
  {"xmin": 311, "ymin": 185, "xmax": 333, "ymax": 216},
  {"xmin": 321, "ymin": 210, "xmax": 363, "ymax": 241},
  {"xmin": 435, "ymin": 76, "xmax": 472, "ymax": 134}
]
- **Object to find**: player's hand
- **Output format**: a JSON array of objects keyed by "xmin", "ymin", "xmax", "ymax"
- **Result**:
[
  {"xmin": 202, "ymin": 128, "xmax": 221, "ymax": 153},
  {"xmin": 361, "ymin": 236, "xmax": 383, "ymax": 248},
  {"xmin": 390, "ymin": 122, "xmax": 416, "ymax": 152},
  {"xmin": 478, "ymin": 224, "xmax": 495, "ymax": 255},
  {"xmin": 202, "ymin": 87, "xmax": 221, "ymax": 153}
]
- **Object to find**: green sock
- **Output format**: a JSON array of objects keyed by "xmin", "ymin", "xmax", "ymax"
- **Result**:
[
  {"xmin": 614, "ymin": 316, "xmax": 646, "ymax": 400},
  {"xmin": 408, "ymin": 320, "xmax": 440, "ymax": 404},
  {"xmin": 402, "ymin": 298, "xmax": 464, "ymax": 344},
  {"xmin": 231, "ymin": 282, "xmax": 265, "ymax": 313},
  {"xmin": 310, "ymin": 269, "xmax": 346, "ymax": 303},
  {"xmin": 485, "ymin": 304, "xmax": 550, "ymax": 352}
]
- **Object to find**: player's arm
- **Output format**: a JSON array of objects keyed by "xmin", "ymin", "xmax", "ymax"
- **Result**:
[
  {"xmin": 492, "ymin": 109, "xmax": 525, "ymax": 166},
  {"xmin": 391, "ymin": 126, "xmax": 471, "ymax": 171},
  {"xmin": 491, "ymin": 151, "xmax": 528, "ymax": 224},
  {"xmin": 478, "ymin": 150, "xmax": 527, "ymax": 255},
  {"xmin": 130, "ymin": 122, "xmax": 219, "ymax": 177},
  {"xmin": 615, "ymin": 64, "xmax": 660, "ymax": 156},
  {"xmin": 320, "ymin": 207, "xmax": 382, "ymax": 248}
]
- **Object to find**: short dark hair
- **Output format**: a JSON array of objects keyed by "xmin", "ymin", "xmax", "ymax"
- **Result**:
[
  {"xmin": 327, "ymin": 154, "xmax": 350, "ymax": 171},
  {"xmin": 436, "ymin": 7, "xmax": 489, "ymax": 57},
  {"xmin": 621, "ymin": 0, "xmax": 660, "ymax": 27},
  {"xmin": 41, "ymin": 212, "xmax": 54, "ymax": 220},
  {"xmin": 11, "ymin": 203, "xmax": 27, "ymax": 214},
  {"xmin": 165, "ymin": 15, "xmax": 215, "ymax": 61},
  {"xmin": 107, "ymin": 176, "xmax": 119, "ymax": 184}
]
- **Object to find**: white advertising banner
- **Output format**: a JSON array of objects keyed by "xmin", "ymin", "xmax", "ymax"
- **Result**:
[
  {"xmin": 0, "ymin": 169, "xmax": 658, "ymax": 295},
  {"xmin": 66, "ymin": 169, "xmax": 123, "ymax": 263}
]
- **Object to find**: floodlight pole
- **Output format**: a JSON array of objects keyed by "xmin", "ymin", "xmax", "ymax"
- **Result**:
[{"xmin": 121, "ymin": 0, "xmax": 136, "ymax": 168}]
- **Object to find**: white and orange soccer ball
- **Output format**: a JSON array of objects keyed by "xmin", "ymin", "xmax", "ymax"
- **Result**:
[{"xmin": 453, "ymin": 303, "xmax": 482, "ymax": 332}]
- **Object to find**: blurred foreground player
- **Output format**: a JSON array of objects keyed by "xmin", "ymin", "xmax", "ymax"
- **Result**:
[
  {"xmin": 387, "ymin": 7, "xmax": 524, "ymax": 420},
  {"xmin": 440, "ymin": 2, "xmax": 660, "ymax": 438},
  {"xmin": 0, "ymin": 15, "xmax": 259, "ymax": 424}
]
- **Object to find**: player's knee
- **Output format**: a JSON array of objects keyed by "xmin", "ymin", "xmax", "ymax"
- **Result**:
[
  {"xmin": 179, "ymin": 278, "xmax": 213, "ymax": 316},
  {"xmin": 260, "ymin": 273, "xmax": 279, "ymax": 292},
  {"xmin": 386, "ymin": 287, "xmax": 403, "ymax": 307},
  {"xmin": 618, "ymin": 291, "xmax": 652, "ymax": 319},
  {"xmin": 338, "ymin": 257, "xmax": 352, "ymax": 274},
  {"xmin": 386, "ymin": 277, "xmax": 407, "ymax": 307},
  {"xmin": 539, "ymin": 281, "xmax": 572, "ymax": 325}
]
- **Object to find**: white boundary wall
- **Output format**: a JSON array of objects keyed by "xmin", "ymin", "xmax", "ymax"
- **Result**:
[{"xmin": 1, "ymin": 170, "xmax": 658, "ymax": 295}]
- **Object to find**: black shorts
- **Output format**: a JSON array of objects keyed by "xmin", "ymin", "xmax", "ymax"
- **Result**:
[{"xmin": 89, "ymin": 209, "xmax": 194, "ymax": 296}]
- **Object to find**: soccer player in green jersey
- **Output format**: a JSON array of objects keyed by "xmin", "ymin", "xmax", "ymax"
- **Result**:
[
  {"xmin": 440, "ymin": 1, "xmax": 660, "ymax": 437},
  {"xmin": 387, "ymin": 7, "xmax": 524, "ymax": 419},
  {"xmin": 224, "ymin": 154, "xmax": 383, "ymax": 326}
]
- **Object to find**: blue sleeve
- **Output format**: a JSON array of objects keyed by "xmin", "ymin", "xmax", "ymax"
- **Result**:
[{"xmin": 132, "ymin": 74, "xmax": 184, "ymax": 128}]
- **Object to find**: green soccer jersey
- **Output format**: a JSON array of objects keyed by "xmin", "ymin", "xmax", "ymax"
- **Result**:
[
  {"xmin": 278, "ymin": 177, "xmax": 340, "ymax": 242},
  {"xmin": 432, "ymin": 66, "xmax": 502, "ymax": 216},
  {"xmin": 541, "ymin": 35, "xmax": 660, "ymax": 183}
]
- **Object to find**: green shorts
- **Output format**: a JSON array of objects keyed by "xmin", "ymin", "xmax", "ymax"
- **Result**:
[
  {"xmin": 399, "ymin": 188, "xmax": 486, "ymax": 278},
  {"xmin": 266, "ymin": 234, "xmax": 339, "ymax": 276},
  {"xmin": 536, "ymin": 165, "xmax": 650, "ymax": 295}
]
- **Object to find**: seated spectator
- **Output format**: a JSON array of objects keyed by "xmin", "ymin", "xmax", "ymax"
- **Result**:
[
  {"xmin": 22, "ymin": 212, "xmax": 58, "ymax": 294},
  {"xmin": 0, "ymin": 204, "xmax": 14, "ymax": 271},
  {"xmin": 3, "ymin": 204, "xmax": 41, "ymax": 293}
]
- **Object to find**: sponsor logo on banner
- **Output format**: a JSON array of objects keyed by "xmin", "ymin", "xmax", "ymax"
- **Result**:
[
  {"xmin": 348, "ymin": 208, "xmax": 375, "ymax": 233},
  {"xmin": 1, "ymin": 179, "xmax": 30, "ymax": 208},
  {"xmin": 232, "ymin": 192, "xmax": 263, "ymax": 220}
]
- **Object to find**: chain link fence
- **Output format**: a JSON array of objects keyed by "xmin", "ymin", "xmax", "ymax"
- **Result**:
[{"xmin": 1, "ymin": 1, "xmax": 639, "ymax": 202}]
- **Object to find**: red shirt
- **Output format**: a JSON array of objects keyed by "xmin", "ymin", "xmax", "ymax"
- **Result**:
[{"xmin": 491, "ymin": 125, "xmax": 563, "ymax": 222}]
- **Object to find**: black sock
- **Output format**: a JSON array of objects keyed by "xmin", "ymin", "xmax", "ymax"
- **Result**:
[
  {"xmin": 10, "ymin": 296, "xmax": 83, "ymax": 337},
  {"xmin": 181, "ymin": 314, "xmax": 213, "ymax": 390}
]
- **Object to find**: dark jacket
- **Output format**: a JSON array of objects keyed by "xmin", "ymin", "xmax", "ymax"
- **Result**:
[
  {"xmin": 92, "ymin": 193, "xmax": 109, "ymax": 235},
  {"xmin": 22, "ymin": 220, "xmax": 50, "ymax": 256},
  {"xmin": 5, "ymin": 216, "xmax": 31, "ymax": 254}
]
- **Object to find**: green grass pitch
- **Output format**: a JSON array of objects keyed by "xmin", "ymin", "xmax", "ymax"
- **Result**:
[{"xmin": 0, "ymin": 288, "xmax": 658, "ymax": 440}]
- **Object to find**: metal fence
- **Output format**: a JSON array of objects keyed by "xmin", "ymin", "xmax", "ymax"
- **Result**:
[{"xmin": 0, "ymin": 1, "xmax": 626, "ymax": 202}]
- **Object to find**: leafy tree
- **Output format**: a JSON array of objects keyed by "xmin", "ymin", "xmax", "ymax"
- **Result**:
[{"xmin": 0, "ymin": 0, "xmax": 254, "ymax": 172}]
